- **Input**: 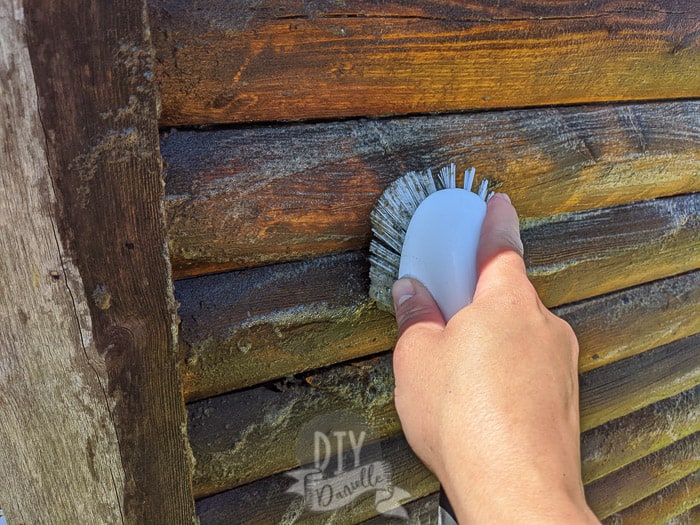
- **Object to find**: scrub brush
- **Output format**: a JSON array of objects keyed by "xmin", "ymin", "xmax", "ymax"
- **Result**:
[
  {"xmin": 368, "ymin": 163, "xmax": 490, "ymax": 524},
  {"xmin": 369, "ymin": 163, "xmax": 490, "ymax": 317}
]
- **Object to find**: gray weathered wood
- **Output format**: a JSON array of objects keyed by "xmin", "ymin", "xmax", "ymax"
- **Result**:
[
  {"xmin": 177, "ymin": 258, "xmax": 699, "ymax": 401},
  {"xmin": 602, "ymin": 471, "xmax": 699, "ymax": 525},
  {"xmin": 0, "ymin": 1, "xmax": 196, "ymax": 523},
  {"xmin": 585, "ymin": 432, "xmax": 700, "ymax": 519},
  {"xmin": 581, "ymin": 386, "xmax": 699, "ymax": 484},
  {"xmin": 187, "ymin": 333, "xmax": 700, "ymax": 498},
  {"xmin": 0, "ymin": 3, "xmax": 125, "ymax": 522},
  {"xmin": 194, "ymin": 391, "xmax": 699, "ymax": 524}
]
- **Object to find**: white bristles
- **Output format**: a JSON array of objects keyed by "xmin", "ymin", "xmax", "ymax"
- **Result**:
[
  {"xmin": 437, "ymin": 164, "xmax": 456, "ymax": 190},
  {"xmin": 477, "ymin": 179, "xmax": 489, "ymax": 200},
  {"xmin": 369, "ymin": 164, "xmax": 489, "ymax": 313},
  {"xmin": 464, "ymin": 167, "xmax": 475, "ymax": 191}
]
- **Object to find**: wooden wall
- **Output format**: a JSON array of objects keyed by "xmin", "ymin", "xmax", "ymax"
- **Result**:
[{"xmin": 149, "ymin": 1, "xmax": 699, "ymax": 523}]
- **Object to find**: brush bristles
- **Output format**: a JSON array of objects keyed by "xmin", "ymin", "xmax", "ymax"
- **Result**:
[{"xmin": 369, "ymin": 164, "xmax": 487, "ymax": 313}]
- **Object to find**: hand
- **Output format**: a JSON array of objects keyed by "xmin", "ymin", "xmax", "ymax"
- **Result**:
[{"xmin": 391, "ymin": 194, "xmax": 599, "ymax": 524}]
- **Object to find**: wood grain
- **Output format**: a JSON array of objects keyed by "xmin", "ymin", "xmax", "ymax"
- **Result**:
[
  {"xmin": 162, "ymin": 101, "xmax": 700, "ymax": 277},
  {"xmin": 585, "ymin": 433, "xmax": 700, "ymax": 519},
  {"xmin": 0, "ymin": 4, "xmax": 125, "ymax": 522},
  {"xmin": 187, "ymin": 333, "xmax": 700, "ymax": 498},
  {"xmin": 11, "ymin": 1, "xmax": 196, "ymax": 522},
  {"xmin": 523, "ymin": 194, "xmax": 699, "ymax": 307},
  {"xmin": 194, "ymin": 393, "xmax": 699, "ymax": 524},
  {"xmin": 148, "ymin": 0, "xmax": 700, "ymax": 125},
  {"xmin": 581, "ymin": 386, "xmax": 699, "ymax": 485},
  {"xmin": 178, "ymin": 257, "xmax": 699, "ymax": 400},
  {"xmin": 602, "ymin": 471, "xmax": 699, "ymax": 525}
]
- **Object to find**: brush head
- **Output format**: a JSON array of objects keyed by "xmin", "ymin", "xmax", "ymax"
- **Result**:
[{"xmin": 369, "ymin": 164, "xmax": 489, "ymax": 314}]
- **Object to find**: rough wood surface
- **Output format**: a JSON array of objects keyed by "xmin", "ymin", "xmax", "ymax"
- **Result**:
[
  {"xmin": 178, "ymin": 257, "xmax": 699, "ymax": 400},
  {"xmin": 1, "ymin": 1, "xmax": 197, "ymax": 523},
  {"xmin": 194, "ymin": 394, "xmax": 699, "ymax": 524},
  {"xmin": 148, "ymin": 0, "xmax": 700, "ymax": 125},
  {"xmin": 581, "ymin": 386, "xmax": 699, "ymax": 485},
  {"xmin": 602, "ymin": 471, "xmax": 699, "ymax": 525},
  {"xmin": 585, "ymin": 432, "xmax": 700, "ymax": 519},
  {"xmin": 162, "ymin": 101, "xmax": 700, "ymax": 277},
  {"xmin": 0, "ymin": 4, "xmax": 125, "ymax": 522},
  {"xmin": 523, "ymin": 194, "xmax": 699, "ymax": 307},
  {"xmin": 187, "ymin": 333, "xmax": 700, "ymax": 498},
  {"xmin": 196, "ymin": 434, "xmax": 436, "ymax": 525}
]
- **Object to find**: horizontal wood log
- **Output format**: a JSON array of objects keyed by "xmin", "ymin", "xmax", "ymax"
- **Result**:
[
  {"xmin": 194, "ymin": 399, "xmax": 699, "ymax": 524},
  {"xmin": 196, "ymin": 435, "xmax": 436, "ymax": 524},
  {"xmin": 162, "ymin": 101, "xmax": 700, "ymax": 277},
  {"xmin": 667, "ymin": 506, "xmax": 700, "ymax": 525},
  {"xmin": 178, "ymin": 258, "xmax": 699, "ymax": 400},
  {"xmin": 148, "ymin": 1, "xmax": 700, "ymax": 125},
  {"xmin": 187, "ymin": 333, "xmax": 700, "ymax": 497},
  {"xmin": 602, "ymin": 471, "xmax": 699, "ymax": 525},
  {"xmin": 581, "ymin": 386, "xmax": 699, "ymax": 485},
  {"xmin": 585, "ymin": 432, "xmax": 700, "ymax": 519},
  {"xmin": 523, "ymin": 194, "xmax": 699, "ymax": 307},
  {"xmin": 578, "ymin": 334, "xmax": 700, "ymax": 430}
]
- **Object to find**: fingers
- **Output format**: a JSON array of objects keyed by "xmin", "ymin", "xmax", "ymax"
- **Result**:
[
  {"xmin": 474, "ymin": 193, "xmax": 530, "ymax": 300},
  {"xmin": 392, "ymin": 277, "xmax": 445, "ymax": 338}
]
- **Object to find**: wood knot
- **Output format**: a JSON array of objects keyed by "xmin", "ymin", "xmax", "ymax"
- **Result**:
[{"xmin": 92, "ymin": 284, "xmax": 112, "ymax": 310}]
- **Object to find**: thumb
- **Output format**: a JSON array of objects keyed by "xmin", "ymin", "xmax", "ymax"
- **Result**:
[
  {"xmin": 473, "ymin": 193, "xmax": 529, "ymax": 300},
  {"xmin": 392, "ymin": 277, "xmax": 445, "ymax": 338}
]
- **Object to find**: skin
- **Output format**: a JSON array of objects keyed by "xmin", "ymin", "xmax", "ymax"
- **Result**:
[{"xmin": 391, "ymin": 193, "xmax": 600, "ymax": 524}]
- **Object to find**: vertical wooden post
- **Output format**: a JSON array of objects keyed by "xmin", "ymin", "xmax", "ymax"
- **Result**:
[{"xmin": 0, "ymin": 1, "xmax": 195, "ymax": 523}]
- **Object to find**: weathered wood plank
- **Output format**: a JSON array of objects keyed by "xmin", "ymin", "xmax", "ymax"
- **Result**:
[
  {"xmin": 148, "ymin": 0, "xmax": 700, "ymax": 125},
  {"xmin": 196, "ymin": 435, "xmax": 436, "ymax": 525},
  {"xmin": 602, "ymin": 471, "xmax": 699, "ymax": 525},
  {"xmin": 194, "ymin": 398, "xmax": 700, "ymax": 524},
  {"xmin": 0, "ymin": 4, "xmax": 126, "ymax": 522},
  {"xmin": 585, "ymin": 433, "xmax": 700, "ymax": 519},
  {"xmin": 178, "ymin": 259, "xmax": 699, "ymax": 400},
  {"xmin": 665, "ymin": 506, "xmax": 700, "ymax": 525},
  {"xmin": 581, "ymin": 386, "xmax": 699, "ymax": 485},
  {"xmin": 162, "ymin": 101, "xmax": 700, "ymax": 277},
  {"xmin": 523, "ymin": 194, "xmax": 699, "ymax": 307},
  {"xmin": 188, "ymin": 334, "xmax": 700, "ymax": 497},
  {"xmin": 578, "ymin": 334, "xmax": 699, "ymax": 430},
  {"xmin": 4, "ymin": 1, "xmax": 197, "ymax": 522}
]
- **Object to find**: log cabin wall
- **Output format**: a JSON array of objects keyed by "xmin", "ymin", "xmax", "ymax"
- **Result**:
[{"xmin": 149, "ymin": 1, "xmax": 699, "ymax": 523}]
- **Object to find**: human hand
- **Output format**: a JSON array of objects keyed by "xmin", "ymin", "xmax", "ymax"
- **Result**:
[{"xmin": 391, "ymin": 193, "xmax": 599, "ymax": 524}]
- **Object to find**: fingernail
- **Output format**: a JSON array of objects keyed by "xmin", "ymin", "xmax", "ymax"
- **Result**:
[
  {"xmin": 492, "ymin": 192, "xmax": 511, "ymax": 204},
  {"xmin": 392, "ymin": 278, "xmax": 416, "ymax": 307}
]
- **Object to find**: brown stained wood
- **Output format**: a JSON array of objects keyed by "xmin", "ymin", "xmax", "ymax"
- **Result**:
[
  {"xmin": 187, "ymin": 334, "xmax": 700, "ymax": 498},
  {"xmin": 602, "ymin": 471, "xmax": 700, "ymax": 525},
  {"xmin": 178, "ymin": 259, "xmax": 699, "ymax": 401},
  {"xmin": 585, "ymin": 433, "xmax": 700, "ymax": 519},
  {"xmin": 194, "ymin": 399, "xmax": 699, "ymax": 524},
  {"xmin": 162, "ymin": 101, "xmax": 700, "ymax": 277},
  {"xmin": 11, "ymin": 1, "xmax": 196, "ymax": 522},
  {"xmin": 148, "ymin": 1, "xmax": 700, "ymax": 126},
  {"xmin": 581, "ymin": 386, "xmax": 699, "ymax": 485}
]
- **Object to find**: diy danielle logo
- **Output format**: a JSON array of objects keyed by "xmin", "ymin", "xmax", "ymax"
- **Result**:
[{"xmin": 287, "ymin": 411, "xmax": 410, "ymax": 519}]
